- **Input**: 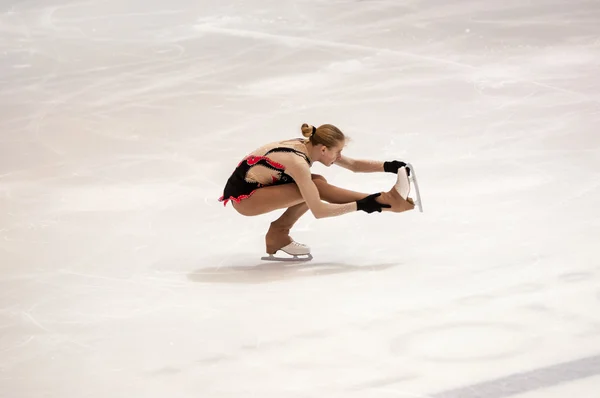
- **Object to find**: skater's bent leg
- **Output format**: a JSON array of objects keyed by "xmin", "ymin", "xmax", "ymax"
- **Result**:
[
  {"xmin": 272, "ymin": 202, "xmax": 309, "ymax": 227},
  {"xmin": 266, "ymin": 202, "xmax": 309, "ymax": 254}
]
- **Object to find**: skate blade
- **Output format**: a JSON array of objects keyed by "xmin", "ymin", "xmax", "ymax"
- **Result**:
[{"xmin": 260, "ymin": 253, "xmax": 313, "ymax": 262}]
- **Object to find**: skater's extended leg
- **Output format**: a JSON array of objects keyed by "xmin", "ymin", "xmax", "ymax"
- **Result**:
[
  {"xmin": 232, "ymin": 173, "xmax": 413, "ymax": 217},
  {"xmin": 232, "ymin": 174, "xmax": 369, "ymax": 216},
  {"xmin": 311, "ymin": 175, "xmax": 368, "ymax": 204},
  {"xmin": 314, "ymin": 175, "xmax": 413, "ymax": 212}
]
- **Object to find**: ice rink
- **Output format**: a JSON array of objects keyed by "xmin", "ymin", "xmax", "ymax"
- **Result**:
[{"xmin": 1, "ymin": 0, "xmax": 600, "ymax": 397}]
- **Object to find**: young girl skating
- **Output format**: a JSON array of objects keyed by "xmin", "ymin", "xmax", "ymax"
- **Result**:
[{"xmin": 219, "ymin": 123, "xmax": 417, "ymax": 260}]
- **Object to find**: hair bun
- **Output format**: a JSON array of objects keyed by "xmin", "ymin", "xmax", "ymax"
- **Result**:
[{"xmin": 301, "ymin": 123, "xmax": 314, "ymax": 138}]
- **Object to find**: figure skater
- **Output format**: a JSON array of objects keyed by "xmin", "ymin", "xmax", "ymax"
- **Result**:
[{"xmin": 219, "ymin": 123, "xmax": 415, "ymax": 260}]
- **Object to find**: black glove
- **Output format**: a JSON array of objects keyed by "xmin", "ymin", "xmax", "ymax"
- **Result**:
[
  {"xmin": 384, "ymin": 160, "xmax": 410, "ymax": 176},
  {"xmin": 356, "ymin": 193, "xmax": 391, "ymax": 214}
]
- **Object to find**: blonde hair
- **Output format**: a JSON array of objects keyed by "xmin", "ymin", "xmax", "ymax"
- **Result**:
[{"xmin": 301, "ymin": 123, "xmax": 347, "ymax": 148}]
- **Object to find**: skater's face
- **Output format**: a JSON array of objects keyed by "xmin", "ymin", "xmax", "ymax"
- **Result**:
[{"xmin": 320, "ymin": 141, "xmax": 344, "ymax": 166}]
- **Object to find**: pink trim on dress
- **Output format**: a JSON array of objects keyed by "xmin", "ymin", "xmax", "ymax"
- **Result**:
[{"xmin": 219, "ymin": 155, "xmax": 287, "ymax": 206}]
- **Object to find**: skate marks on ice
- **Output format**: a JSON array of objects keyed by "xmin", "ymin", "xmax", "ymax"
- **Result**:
[
  {"xmin": 188, "ymin": 260, "xmax": 399, "ymax": 284},
  {"xmin": 431, "ymin": 353, "xmax": 600, "ymax": 398},
  {"xmin": 390, "ymin": 322, "xmax": 533, "ymax": 364},
  {"xmin": 144, "ymin": 323, "xmax": 333, "ymax": 377}
]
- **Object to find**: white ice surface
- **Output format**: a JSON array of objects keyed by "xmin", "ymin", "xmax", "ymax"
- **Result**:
[{"xmin": 1, "ymin": 0, "xmax": 599, "ymax": 397}]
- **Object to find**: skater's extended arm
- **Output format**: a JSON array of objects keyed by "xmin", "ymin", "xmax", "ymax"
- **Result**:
[
  {"xmin": 285, "ymin": 162, "xmax": 358, "ymax": 219},
  {"xmin": 336, "ymin": 155, "xmax": 408, "ymax": 175},
  {"xmin": 335, "ymin": 155, "xmax": 384, "ymax": 173}
]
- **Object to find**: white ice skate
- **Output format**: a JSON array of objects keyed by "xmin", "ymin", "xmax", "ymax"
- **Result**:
[
  {"xmin": 260, "ymin": 241, "xmax": 313, "ymax": 262},
  {"xmin": 394, "ymin": 163, "xmax": 424, "ymax": 213}
]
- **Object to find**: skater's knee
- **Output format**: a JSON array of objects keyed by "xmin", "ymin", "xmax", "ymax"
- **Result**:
[{"xmin": 311, "ymin": 174, "xmax": 327, "ymax": 184}]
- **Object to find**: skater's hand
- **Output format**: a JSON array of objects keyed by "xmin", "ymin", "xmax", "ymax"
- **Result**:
[
  {"xmin": 356, "ymin": 193, "xmax": 391, "ymax": 214},
  {"xmin": 384, "ymin": 160, "xmax": 410, "ymax": 176}
]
